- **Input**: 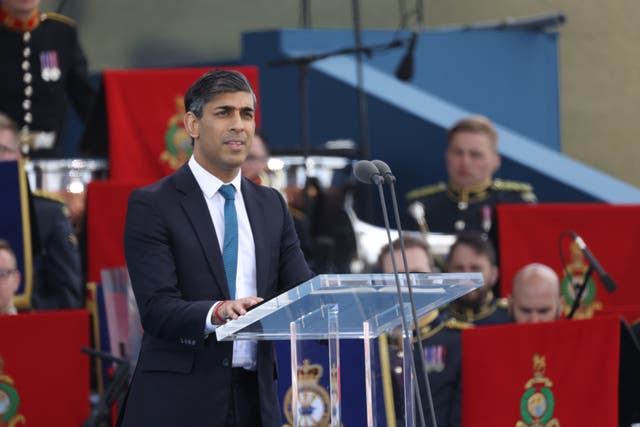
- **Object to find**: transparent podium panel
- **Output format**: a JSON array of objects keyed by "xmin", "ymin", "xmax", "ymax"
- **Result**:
[
  {"xmin": 216, "ymin": 273, "xmax": 482, "ymax": 341},
  {"xmin": 216, "ymin": 273, "xmax": 482, "ymax": 426}
]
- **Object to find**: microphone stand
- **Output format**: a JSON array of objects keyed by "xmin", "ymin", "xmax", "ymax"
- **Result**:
[
  {"xmin": 81, "ymin": 347, "xmax": 131, "ymax": 427},
  {"xmin": 374, "ymin": 160, "xmax": 437, "ymax": 426},
  {"xmin": 268, "ymin": 36, "xmax": 406, "ymax": 224},
  {"xmin": 374, "ymin": 177, "xmax": 428, "ymax": 427},
  {"xmin": 354, "ymin": 160, "xmax": 426, "ymax": 427},
  {"xmin": 566, "ymin": 266, "xmax": 593, "ymax": 320}
]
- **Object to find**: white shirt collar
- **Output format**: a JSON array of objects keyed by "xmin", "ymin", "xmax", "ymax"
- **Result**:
[{"xmin": 188, "ymin": 156, "xmax": 243, "ymax": 199}]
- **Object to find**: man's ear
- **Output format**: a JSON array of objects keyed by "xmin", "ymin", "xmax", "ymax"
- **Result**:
[
  {"xmin": 491, "ymin": 153, "xmax": 502, "ymax": 175},
  {"xmin": 184, "ymin": 112, "xmax": 199, "ymax": 140}
]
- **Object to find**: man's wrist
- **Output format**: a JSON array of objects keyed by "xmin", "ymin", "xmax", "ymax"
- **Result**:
[{"xmin": 212, "ymin": 300, "xmax": 230, "ymax": 325}]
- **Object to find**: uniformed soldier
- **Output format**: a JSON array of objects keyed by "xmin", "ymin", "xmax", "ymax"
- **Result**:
[
  {"xmin": 442, "ymin": 231, "xmax": 510, "ymax": 326},
  {"xmin": 379, "ymin": 236, "xmax": 472, "ymax": 426},
  {"xmin": 406, "ymin": 115, "xmax": 536, "ymax": 244},
  {"xmin": 0, "ymin": 0, "xmax": 94, "ymax": 157},
  {"xmin": 31, "ymin": 190, "xmax": 83, "ymax": 309},
  {"xmin": 0, "ymin": 112, "xmax": 83, "ymax": 310}
]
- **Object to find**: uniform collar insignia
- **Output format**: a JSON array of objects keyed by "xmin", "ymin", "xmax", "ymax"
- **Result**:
[
  {"xmin": 450, "ymin": 292, "xmax": 497, "ymax": 322},
  {"xmin": 0, "ymin": 8, "xmax": 40, "ymax": 31},
  {"xmin": 447, "ymin": 179, "xmax": 493, "ymax": 202}
]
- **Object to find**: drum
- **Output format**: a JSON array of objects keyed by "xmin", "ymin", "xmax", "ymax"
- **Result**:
[{"xmin": 24, "ymin": 158, "xmax": 108, "ymax": 193}]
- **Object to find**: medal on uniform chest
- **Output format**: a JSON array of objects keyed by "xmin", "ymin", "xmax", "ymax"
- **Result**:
[
  {"xmin": 40, "ymin": 50, "xmax": 61, "ymax": 82},
  {"xmin": 481, "ymin": 205, "xmax": 492, "ymax": 233}
]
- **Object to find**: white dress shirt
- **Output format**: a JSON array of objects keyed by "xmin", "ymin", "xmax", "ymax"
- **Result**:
[{"xmin": 189, "ymin": 156, "xmax": 257, "ymax": 370}]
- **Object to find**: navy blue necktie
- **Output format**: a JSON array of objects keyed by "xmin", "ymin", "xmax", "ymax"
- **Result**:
[{"xmin": 219, "ymin": 184, "xmax": 238, "ymax": 300}]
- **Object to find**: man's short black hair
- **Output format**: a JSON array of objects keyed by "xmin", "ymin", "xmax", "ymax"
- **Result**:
[
  {"xmin": 447, "ymin": 231, "xmax": 496, "ymax": 266},
  {"xmin": 184, "ymin": 69, "xmax": 256, "ymax": 119}
]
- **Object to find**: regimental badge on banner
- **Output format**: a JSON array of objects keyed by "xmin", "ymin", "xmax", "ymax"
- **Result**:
[
  {"xmin": 0, "ymin": 355, "xmax": 26, "ymax": 426},
  {"xmin": 39, "ymin": 50, "xmax": 61, "ymax": 82},
  {"xmin": 516, "ymin": 354, "xmax": 560, "ymax": 427},
  {"xmin": 283, "ymin": 359, "xmax": 330, "ymax": 427},
  {"xmin": 423, "ymin": 345, "xmax": 447, "ymax": 373},
  {"xmin": 160, "ymin": 96, "xmax": 192, "ymax": 170},
  {"xmin": 561, "ymin": 241, "xmax": 603, "ymax": 319}
]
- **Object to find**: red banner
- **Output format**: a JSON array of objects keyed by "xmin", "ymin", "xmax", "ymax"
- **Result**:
[
  {"xmin": 105, "ymin": 66, "xmax": 260, "ymax": 182},
  {"xmin": 0, "ymin": 310, "xmax": 90, "ymax": 426},
  {"xmin": 497, "ymin": 203, "xmax": 640, "ymax": 318},
  {"xmin": 462, "ymin": 316, "xmax": 620, "ymax": 426},
  {"xmin": 86, "ymin": 181, "xmax": 143, "ymax": 283}
]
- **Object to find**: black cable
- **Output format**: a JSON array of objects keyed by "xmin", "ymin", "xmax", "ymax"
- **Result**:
[{"xmin": 558, "ymin": 229, "xmax": 592, "ymax": 319}]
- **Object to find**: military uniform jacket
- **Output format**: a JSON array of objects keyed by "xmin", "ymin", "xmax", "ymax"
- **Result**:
[
  {"xmin": 389, "ymin": 311, "xmax": 472, "ymax": 427},
  {"xmin": 31, "ymin": 192, "xmax": 83, "ymax": 310},
  {"xmin": 0, "ymin": 9, "xmax": 93, "ymax": 156},
  {"xmin": 442, "ymin": 294, "xmax": 511, "ymax": 326},
  {"xmin": 406, "ymin": 179, "xmax": 537, "ymax": 236}
]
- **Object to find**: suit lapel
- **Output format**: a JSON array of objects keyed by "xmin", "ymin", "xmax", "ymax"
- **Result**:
[
  {"xmin": 175, "ymin": 164, "xmax": 230, "ymax": 299},
  {"xmin": 242, "ymin": 178, "xmax": 269, "ymax": 297}
]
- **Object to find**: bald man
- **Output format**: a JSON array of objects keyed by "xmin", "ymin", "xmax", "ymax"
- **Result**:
[{"xmin": 509, "ymin": 263, "xmax": 563, "ymax": 323}]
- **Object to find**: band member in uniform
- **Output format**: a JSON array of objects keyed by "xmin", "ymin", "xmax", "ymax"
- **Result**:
[
  {"xmin": 442, "ymin": 232, "xmax": 510, "ymax": 326},
  {"xmin": 509, "ymin": 263, "xmax": 563, "ymax": 324},
  {"xmin": 379, "ymin": 236, "xmax": 471, "ymax": 427},
  {"xmin": 406, "ymin": 115, "xmax": 536, "ymax": 246},
  {"xmin": 0, "ymin": 0, "xmax": 94, "ymax": 157},
  {"xmin": 0, "ymin": 112, "xmax": 83, "ymax": 309}
]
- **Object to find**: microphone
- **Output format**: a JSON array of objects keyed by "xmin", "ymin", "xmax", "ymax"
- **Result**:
[
  {"xmin": 353, "ymin": 160, "xmax": 383, "ymax": 185},
  {"xmin": 371, "ymin": 159, "xmax": 438, "ymax": 427},
  {"xmin": 408, "ymin": 201, "xmax": 429, "ymax": 235},
  {"xmin": 570, "ymin": 232, "xmax": 617, "ymax": 293},
  {"xmin": 371, "ymin": 159, "xmax": 395, "ymax": 183},
  {"xmin": 395, "ymin": 32, "xmax": 418, "ymax": 81}
]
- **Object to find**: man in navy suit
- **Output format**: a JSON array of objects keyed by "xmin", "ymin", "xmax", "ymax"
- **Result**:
[{"xmin": 119, "ymin": 70, "xmax": 313, "ymax": 427}]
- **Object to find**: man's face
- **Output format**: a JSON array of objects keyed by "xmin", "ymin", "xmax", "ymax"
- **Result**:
[
  {"xmin": 0, "ymin": 129, "xmax": 21, "ymax": 161},
  {"xmin": 185, "ymin": 91, "xmax": 255, "ymax": 182},
  {"xmin": 380, "ymin": 246, "xmax": 431, "ymax": 274},
  {"xmin": 445, "ymin": 131, "xmax": 500, "ymax": 189},
  {"xmin": 447, "ymin": 243, "xmax": 497, "ymax": 306},
  {"xmin": 511, "ymin": 273, "xmax": 561, "ymax": 323},
  {"xmin": 1, "ymin": 0, "xmax": 39, "ymax": 16},
  {"xmin": 0, "ymin": 249, "xmax": 20, "ymax": 314},
  {"xmin": 241, "ymin": 134, "xmax": 268, "ymax": 182}
]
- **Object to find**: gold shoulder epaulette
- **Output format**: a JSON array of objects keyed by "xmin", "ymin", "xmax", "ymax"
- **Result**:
[
  {"xmin": 492, "ymin": 178, "xmax": 533, "ymax": 192},
  {"xmin": 417, "ymin": 310, "xmax": 439, "ymax": 329},
  {"xmin": 444, "ymin": 318, "xmax": 474, "ymax": 330},
  {"xmin": 33, "ymin": 190, "xmax": 65, "ymax": 204},
  {"xmin": 42, "ymin": 12, "xmax": 76, "ymax": 26},
  {"xmin": 406, "ymin": 182, "xmax": 446, "ymax": 200},
  {"xmin": 497, "ymin": 297, "xmax": 510, "ymax": 310}
]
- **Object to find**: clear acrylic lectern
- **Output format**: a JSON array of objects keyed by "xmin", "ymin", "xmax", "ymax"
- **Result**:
[{"xmin": 216, "ymin": 272, "xmax": 482, "ymax": 427}]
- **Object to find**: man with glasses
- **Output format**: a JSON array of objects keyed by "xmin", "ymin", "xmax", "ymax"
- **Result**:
[
  {"xmin": 0, "ymin": 112, "xmax": 82, "ymax": 310},
  {"xmin": 0, "ymin": 239, "xmax": 20, "ymax": 315}
]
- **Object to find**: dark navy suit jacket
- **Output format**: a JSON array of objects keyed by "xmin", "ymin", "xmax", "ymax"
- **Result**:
[{"xmin": 119, "ymin": 164, "xmax": 313, "ymax": 427}]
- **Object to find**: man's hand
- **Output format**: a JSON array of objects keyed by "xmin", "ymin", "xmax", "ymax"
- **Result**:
[{"xmin": 212, "ymin": 297, "xmax": 263, "ymax": 325}]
